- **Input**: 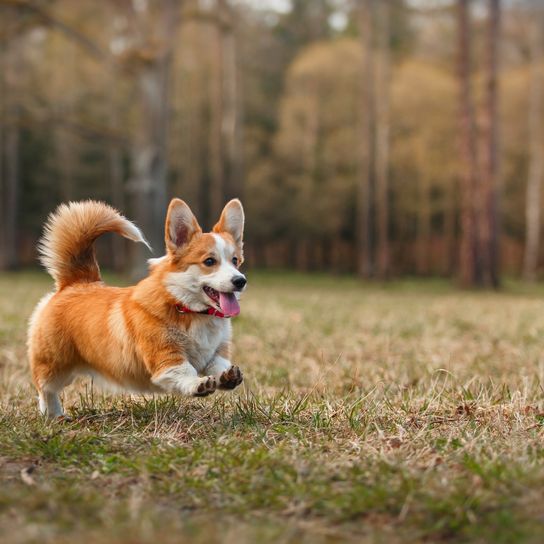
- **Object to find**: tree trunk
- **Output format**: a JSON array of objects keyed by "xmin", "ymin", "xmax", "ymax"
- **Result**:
[
  {"xmin": 2, "ymin": 104, "xmax": 20, "ymax": 270},
  {"xmin": 0, "ymin": 38, "xmax": 5, "ymax": 269},
  {"xmin": 356, "ymin": 0, "xmax": 375, "ymax": 278},
  {"xmin": 55, "ymin": 43, "xmax": 76, "ymax": 201},
  {"xmin": 177, "ymin": 28, "xmax": 203, "ymax": 220},
  {"xmin": 56, "ymin": 125, "xmax": 76, "ymax": 201},
  {"xmin": 220, "ymin": 0, "xmax": 242, "ymax": 201},
  {"xmin": 0, "ymin": 33, "xmax": 21, "ymax": 271},
  {"xmin": 206, "ymin": 0, "xmax": 242, "ymax": 221},
  {"xmin": 130, "ymin": 62, "xmax": 171, "ymax": 277},
  {"xmin": 109, "ymin": 85, "xmax": 126, "ymax": 272},
  {"xmin": 105, "ymin": 18, "xmax": 126, "ymax": 273},
  {"xmin": 523, "ymin": 12, "xmax": 544, "ymax": 281},
  {"xmin": 110, "ymin": 141, "xmax": 125, "ymax": 272},
  {"xmin": 180, "ymin": 74, "xmax": 198, "ymax": 211},
  {"xmin": 209, "ymin": 6, "xmax": 226, "ymax": 222},
  {"xmin": 456, "ymin": 0, "xmax": 480, "ymax": 287},
  {"xmin": 480, "ymin": 0, "xmax": 501, "ymax": 288},
  {"xmin": 128, "ymin": 0, "xmax": 179, "ymax": 278},
  {"xmin": 416, "ymin": 174, "xmax": 431, "ymax": 275},
  {"xmin": 375, "ymin": 0, "xmax": 391, "ymax": 279},
  {"xmin": 444, "ymin": 176, "xmax": 457, "ymax": 275}
]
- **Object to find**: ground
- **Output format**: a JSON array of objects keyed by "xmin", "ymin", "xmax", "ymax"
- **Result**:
[{"xmin": 1, "ymin": 271, "xmax": 544, "ymax": 543}]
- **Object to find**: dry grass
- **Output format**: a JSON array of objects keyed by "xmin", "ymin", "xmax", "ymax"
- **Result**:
[{"xmin": 1, "ymin": 271, "xmax": 544, "ymax": 543}]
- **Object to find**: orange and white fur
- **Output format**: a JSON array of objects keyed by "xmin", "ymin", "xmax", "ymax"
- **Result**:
[{"xmin": 28, "ymin": 198, "xmax": 246, "ymax": 417}]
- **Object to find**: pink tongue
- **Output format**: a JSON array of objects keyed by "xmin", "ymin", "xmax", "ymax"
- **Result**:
[{"xmin": 219, "ymin": 292, "xmax": 240, "ymax": 317}]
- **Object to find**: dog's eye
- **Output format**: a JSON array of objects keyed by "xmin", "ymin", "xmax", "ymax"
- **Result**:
[
  {"xmin": 203, "ymin": 257, "xmax": 216, "ymax": 267},
  {"xmin": 232, "ymin": 257, "xmax": 238, "ymax": 266}
]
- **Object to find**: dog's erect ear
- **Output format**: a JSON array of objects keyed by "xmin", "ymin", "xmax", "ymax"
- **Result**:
[
  {"xmin": 213, "ymin": 199, "xmax": 244, "ymax": 246},
  {"xmin": 165, "ymin": 198, "xmax": 202, "ymax": 253}
]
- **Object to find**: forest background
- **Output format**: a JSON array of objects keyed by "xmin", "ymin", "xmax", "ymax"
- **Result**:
[{"xmin": 0, "ymin": 0, "xmax": 542, "ymax": 287}]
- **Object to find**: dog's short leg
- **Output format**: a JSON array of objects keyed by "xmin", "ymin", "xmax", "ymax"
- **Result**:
[
  {"xmin": 205, "ymin": 356, "xmax": 230, "ymax": 376},
  {"xmin": 152, "ymin": 362, "xmax": 217, "ymax": 397},
  {"xmin": 38, "ymin": 390, "xmax": 64, "ymax": 418},
  {"xmin": 35, "ymin": 372, "xmax": 74, "ymax": 418},
  {"xmin": 31, "ymin": 357, "xmax": 71, "ymax": 418},
  {"xmin": 205, "ymin": 356, "xmax": 243, "ymax": 391}
]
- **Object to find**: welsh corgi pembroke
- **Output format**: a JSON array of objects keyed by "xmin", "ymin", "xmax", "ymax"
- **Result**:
[{"xmin": 28, "ymin": 198, "xmax": 246, "ymax": 417}]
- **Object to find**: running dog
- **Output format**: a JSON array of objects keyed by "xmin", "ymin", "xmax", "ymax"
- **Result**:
[{"xmin": 28, "ymin": 198, "xmax": 246, "ymax": 417}]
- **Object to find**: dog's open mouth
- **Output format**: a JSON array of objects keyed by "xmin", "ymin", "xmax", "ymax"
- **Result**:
[{"xmin": 203, "ymin": 286, "xmax": 240, "ymax": 317}]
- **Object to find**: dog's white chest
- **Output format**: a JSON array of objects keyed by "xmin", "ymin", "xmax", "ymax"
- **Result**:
[{"xmin": 184, "ymin": 318, "xmax": 231, "ymax": 372}]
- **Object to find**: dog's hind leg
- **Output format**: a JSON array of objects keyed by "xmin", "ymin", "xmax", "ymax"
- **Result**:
[
  {"xmin": 31, "ymin": 357, "xmax": 72, "ymax": 418},
  {"xmin": 38, "ymin": 388, "xmax": 64, "ymax": 418},
  {"xmin": 36, "ymin": 373, "xmax": 74, "ymax": 418}
]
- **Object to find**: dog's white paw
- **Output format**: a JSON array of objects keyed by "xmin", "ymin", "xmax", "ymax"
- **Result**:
[{"xmin": 193, "ymin": 375, "xmax": 217, "ymax": 397}]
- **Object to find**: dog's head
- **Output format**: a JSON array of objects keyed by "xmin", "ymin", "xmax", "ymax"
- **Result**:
[{"xmin": 152, "ymin": 199, "xmax": 246, "ymax": 317}]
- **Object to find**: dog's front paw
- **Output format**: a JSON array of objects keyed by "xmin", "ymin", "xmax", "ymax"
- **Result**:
[
  {"xmin": 218, "ymin": 365, "xmax": 243, "ymax": 390},
  {"xmin": 194, "ymin": 376, "xmax": 217, "ymax": 397}
]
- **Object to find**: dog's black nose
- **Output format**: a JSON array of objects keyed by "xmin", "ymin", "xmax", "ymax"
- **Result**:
[{"xmin": 232, "ymin": 276, "xmax": 247, "ymax": 290}]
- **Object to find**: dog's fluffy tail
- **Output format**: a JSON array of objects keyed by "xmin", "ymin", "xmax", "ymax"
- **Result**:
[{"xmin": 39, "ymin": 200, "xmax": 150, "ymax": 290}]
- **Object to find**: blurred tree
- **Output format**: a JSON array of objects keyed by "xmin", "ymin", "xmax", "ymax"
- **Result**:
[
  {"xmin": 355, "ymin": 0, "xmax": 399, "ymax": 279},
  {"xmin": 523, "ymin": 2, "xmax": 544, "ymax": 281},
  {"xmin": 173, "ymin": 14, "xmax": 210, "ymax": 223},
  {"xmin": 209, "ymin": 1, "xmax": 227, "ymax": 221},
  {"xmin": 276, "ymin": 39, "xmax": 362, "ymax": 268},
  {"xmin": 0, "ymin": 8, "xmax": 23, "ymax": 270},
  {"xmin": 391, "ymin": 60, "xmax": 458, "ymax": 275},
  {"xmin": 276, "ymin": 0, "xmax": 333, "ymax": 55},
  {"xmin": 375, "ymin": 0, "xmax": 391, "ymax": 278},
  {"xmin": 480, "ymin": 0, "xmax": 501, "ymax": 288},
  {"xmin": 356, "ymin": 0, "xmax": 375, "ymax": 278},
  {"xmin": 456, "ymin": 0, "xmax": 480, "ymax": 286},
  {"xmin": 107, "ymin": 15, "xmax": 128, "ymax": 272},
  {"xmin": 120, "ymin": 0, "xmax": 180, "ymax": 277},
  {"xmin": 209, "ymin": 0, "xmax": 241, "ymax": 221},
  {"xmin": 52, "ymin": 33, "xmax": 77, "ymax": 202}
]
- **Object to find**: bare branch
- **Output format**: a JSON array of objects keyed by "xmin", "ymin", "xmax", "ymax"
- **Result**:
[{"xmin": 0, "ymin": 0, "xmax": 113, "ymax": 63}]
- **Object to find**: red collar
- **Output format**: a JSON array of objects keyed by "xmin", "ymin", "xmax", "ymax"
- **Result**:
[{"xmin": 175, "ymin": 303, "xmax": 230, "ymax": 318}]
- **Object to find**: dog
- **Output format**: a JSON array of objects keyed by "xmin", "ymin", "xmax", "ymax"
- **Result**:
[{"xmin": 27, "ymin": 198, "xmax": 246, "ymax": 417}]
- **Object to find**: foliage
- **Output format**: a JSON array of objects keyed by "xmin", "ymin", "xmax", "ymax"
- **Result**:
[{"xmin": 0, "ymin": 0, "xmax": 542, "ymax": 276}]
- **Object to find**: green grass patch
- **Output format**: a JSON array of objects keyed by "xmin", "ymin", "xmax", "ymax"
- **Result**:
[{"xmin": 2, "ymin": 271, "xmax": 544, "ymax": 542}]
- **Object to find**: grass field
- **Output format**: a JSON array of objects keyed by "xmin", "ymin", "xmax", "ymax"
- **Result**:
[{"xmin": 1, "ymin": 271, "xmax": 544, "ymax": 543}]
